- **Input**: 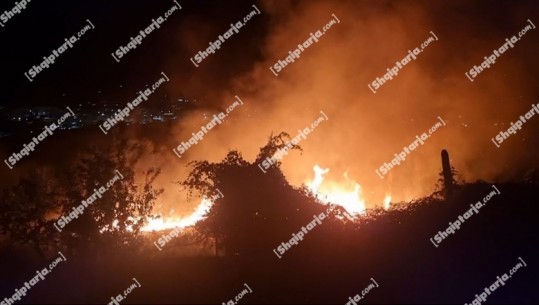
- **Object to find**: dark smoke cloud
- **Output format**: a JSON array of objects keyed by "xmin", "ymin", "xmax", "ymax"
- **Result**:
[{"xmin": 147, "ymin": 0, "xmax": 539, "ymax": 215}]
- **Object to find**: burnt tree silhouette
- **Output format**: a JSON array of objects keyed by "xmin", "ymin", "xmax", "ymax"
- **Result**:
[
  {"xmin": 56, "ymin": 137, "xmax": 163, "ymax": 256},
  {"xmin": 181, "ymin": 132, "xmax": 334, "ymax": 258},
  {"xmin": 434, "ymin": 150, "xmax": 464, "ymax": 201},
  {"xmin": 0, "ymin": 168, "xmax": 62, "ymax": 259},
  {"xmin": 441, "ymin": 149, "xmax": 454, "ymax": 199},
  {"xmin": 0, "ymin": 136, "xmax": 163, "ymax": 258}
]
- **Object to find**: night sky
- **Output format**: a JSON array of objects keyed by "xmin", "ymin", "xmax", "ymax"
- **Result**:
[
  {"xmin": 0, "ymin": 0, "xmax": 268, "ymax": 109},
  {"xmin": 1, "ymin": 1, "xmax": 539, "ymax": 304},
  {"xmin": 2, "ymin": 0, "xmax": 539, "ymax": 205}
]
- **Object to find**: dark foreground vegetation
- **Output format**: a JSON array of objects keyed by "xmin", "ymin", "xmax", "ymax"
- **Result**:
[{"xmin": 0, "ymin": 132, "xmax": 537, "ymax": 304}]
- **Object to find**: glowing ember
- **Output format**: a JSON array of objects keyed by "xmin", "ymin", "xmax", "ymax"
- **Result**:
[
  {"xmin": 384, "ymin": 194, "xmax": 392, "ymax": 210},
  {"xmin": 138, "ymin": 164, "xmax": 390, "ymax": 232},
  {"xmin": 141, "ymin": 198, "xmax": 213, "ymax": 232},
  {"xmin": 306, "ymin": 164, "xmax": 367, "ymax": 216}
]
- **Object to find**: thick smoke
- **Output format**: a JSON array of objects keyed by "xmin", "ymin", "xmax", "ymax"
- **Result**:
[{"xmin": 149, "ymin": 0, "xmax": 538, "ymax": 215}]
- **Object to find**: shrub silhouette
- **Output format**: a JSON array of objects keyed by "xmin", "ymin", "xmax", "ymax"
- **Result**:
[
  {"xmin": 181, "ymin": 132, "xmax": 343, "ymax": 258},
  {"xmin": 0, "ymin": 136, "xmax": 163, "ymax": 258}
]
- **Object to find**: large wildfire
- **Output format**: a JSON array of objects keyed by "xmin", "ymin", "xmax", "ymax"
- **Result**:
[
  {"xmin": 133, "ymin": 1, "xmax": 535, "ymax": 233},
  {"xmin": 141, "ymin": 198, "xmax": 213, "ymax": 232},
  {"xmin": 141, "ymin": 164, "xmax": 391, "ymax": 232}
]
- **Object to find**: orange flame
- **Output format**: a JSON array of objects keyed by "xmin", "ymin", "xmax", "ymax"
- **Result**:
[
  {"xmin": 384, "ymin": 194, "xmax": 392, "ymax": 210},
  {"xmin": 141, "ymin": 198, "xmax": 213, "ymax": 232},
  {"xmin": 305, "ymin": 164, "xmax": 367, "ymax": 216},
  {"xmin": 139, "ymin": 164, "xmax": 391, "ymax": 232}
]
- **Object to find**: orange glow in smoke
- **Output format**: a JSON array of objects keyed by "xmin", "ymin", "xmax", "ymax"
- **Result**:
[{"xmin": 305, "ymin": 164, "xmax": 367, "ymax": 216}]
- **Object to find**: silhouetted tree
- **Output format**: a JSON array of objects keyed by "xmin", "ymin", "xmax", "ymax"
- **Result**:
[
  {"xmin": 433, "ymin": 166, "xmax": 464, "ymax": 200},
  {"xmin": 57, "ymin": 137, "xmax": 163, "ymax": 255},
  {"xmin": 181, "ymin": 132, "xmax": 330, "ymax": 257},
  {"xmin": 0, "ymin": 136, "xmax": 163, "ymax": 257},
  {"xmin": 0, "ymin": 168, "xmax": 62, "ymax": 258}
]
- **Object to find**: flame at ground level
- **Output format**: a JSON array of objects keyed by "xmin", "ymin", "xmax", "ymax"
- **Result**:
[
  {"xmin": 306, "ymin": 164, "xmax": 368, "ymax": 216},
  {"xmin": 384, "ymin": 194, "xmax": 392, "ymax": 210},
  {"xmin": 141, "ymin": 198, "xmax": 213, "ymax": 232},
  {"xmin": 140, "ymin": 164, "xmax": 391, "ymax": 232}
]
